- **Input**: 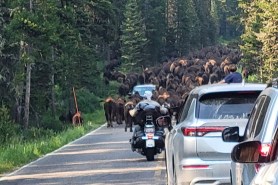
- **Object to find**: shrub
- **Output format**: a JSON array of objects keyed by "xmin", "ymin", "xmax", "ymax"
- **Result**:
[
  {"xmin": 76, "ymin": 88, "xmax": 101, "ymax": 113},
  {"xmin": 23, "ymin": 127, "xmax": 55, "ymax": 140},
  {"xmin": 0, "ymin": 106, "xmax": 19, "ymax": 144},
  {"xmin": 40, "ymin": 112, "xmax": 64, "ymax": 132}
]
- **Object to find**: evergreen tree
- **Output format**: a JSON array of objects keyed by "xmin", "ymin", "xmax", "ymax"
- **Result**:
[
  {"xmin": 189, "ymin": 0, "xmax": 201, "ymax": 49},
  {"xmin": 194, "ymin": 0, "xmax": 217, "ymax": 47},
  {"xmin": 225, "ymin": 0, "xmax": 242, "ymax": 38},
  {"xmin": 139, "ymin": 0, "xmax": 167, "ymax": 64},
  {"xmin": 239, "ymin": 0, "xmax": 264, "ymax": 80},
  {"xmin": 0, "ymin": 0, "xmax": 9, "ymax": 106},
  {"xmin": 176, "ymin": 0, "xmax": 200, "ymax": 55},
  {"xmin": 256, "ymin": 0, "xmax": 278, "ymax": 81},
  {"xmin": 120, "ymin": 0, "xmax": 148, "ymax": 71},
  {"xmin": 165, "ymin": 0, "xmax": 178, "ymax": 57}
]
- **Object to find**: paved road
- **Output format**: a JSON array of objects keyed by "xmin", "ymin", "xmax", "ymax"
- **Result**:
[{"xmin": 0, "ymin": 123, "xmax": 167, "ymax": 185}]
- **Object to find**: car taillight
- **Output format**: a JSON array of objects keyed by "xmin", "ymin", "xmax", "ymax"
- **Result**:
[
  {"xmin": 181, "ymin": 126, "xmax": 226, "ymax": 137},
  {"xmin": 254, "ymin": 143, "xmax": 272, "ymax": 173},
  {"xmin": 259, "ymin": 143, "xmax": 271, "ymax": 157}
]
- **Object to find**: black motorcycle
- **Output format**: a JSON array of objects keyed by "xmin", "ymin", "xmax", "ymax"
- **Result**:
[{"xmin": 130, "ymin": 109, "xmax": 171, "ymax": 161}]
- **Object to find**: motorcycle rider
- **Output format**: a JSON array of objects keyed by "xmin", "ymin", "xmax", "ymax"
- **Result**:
[{"xmin": 129, "ymin": 90, "xmax": 168, "ymax": 150}]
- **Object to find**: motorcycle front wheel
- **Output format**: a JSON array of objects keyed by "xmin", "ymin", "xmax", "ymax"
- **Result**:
[{"xmin": 145, "ymin": 148, "xmax": 155, "ymax": 161}]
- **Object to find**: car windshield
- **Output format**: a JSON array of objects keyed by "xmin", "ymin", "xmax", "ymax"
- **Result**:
[
  {"xmin": 198, "ymin": 91, "xmax": 261, "ymax": 119},
  {"xmin": 133, "ymin": 86, "xmax": 155, "ymax": 96}
]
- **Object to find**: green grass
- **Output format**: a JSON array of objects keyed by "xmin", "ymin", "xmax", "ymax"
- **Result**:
[{"xmin": 0, "ymin": 109, "xmax": 105, "ymax": 176}]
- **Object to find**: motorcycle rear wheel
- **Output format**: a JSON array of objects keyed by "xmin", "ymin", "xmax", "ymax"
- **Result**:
[{"xmin": 145, "ymin": 148, "xmax": 155, "ymax": 161}]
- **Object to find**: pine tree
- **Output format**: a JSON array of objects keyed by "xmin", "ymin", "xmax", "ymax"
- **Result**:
[
  {"xmin": 239, "ymin": 0, "xmax": 264, "ymax": 81},
  {"xmin": 194, "ymin": 0, "xmax": 217, "ymax": 47},
  {"xmin": 120, "ymin": 0, "xmax": 148, "ymax": 71},
  {"xmin": 139, "ymin": 0, "xmax": 167, "ymax": 64},
  {"xmin": 256, "ymin": 0, "xmax": 278, "ymax": 81},
  {"xmin": 176, "ymin": 0, "xmax": 200, "ymax": 55},
  {"xmin": 165, "ymin": 0, "xmax": 178, "ymax": 57}
]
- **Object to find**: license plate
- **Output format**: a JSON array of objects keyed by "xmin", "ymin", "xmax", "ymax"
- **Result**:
[
  {"xmin": 146, "ymin": 139, "xmax": 155, "ymax": 147},
  {"xmin": 145, "ymin": 128, "xmax": 155, "ymax": 133}
]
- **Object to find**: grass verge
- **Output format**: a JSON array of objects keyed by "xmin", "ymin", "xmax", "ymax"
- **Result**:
[{"xmin": 0, "ymin": 109, "xmax": 105, "ymax": 176}]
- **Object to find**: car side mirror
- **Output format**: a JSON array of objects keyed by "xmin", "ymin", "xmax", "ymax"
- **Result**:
[
  {"xmin": 222, "ymin": 126, "xmax": 240, "ymax": 142},
  {"xmin": 231, "ymin": 141, "xmax": 262, "ymax": 163}
]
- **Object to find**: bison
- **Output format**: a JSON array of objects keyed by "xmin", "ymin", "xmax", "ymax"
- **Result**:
[{"xmin": 103, "ymin": 97, "xmax": 116, "ymax": 127}]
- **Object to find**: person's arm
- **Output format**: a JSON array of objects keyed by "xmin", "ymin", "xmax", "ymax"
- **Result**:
[
  {"xmin": 129, "ymin": 102, "xmax": 141, "ymax": 117},
  {"xmin": 218, "ymin": 79, "xmax": 225, "ymax": 84},
  {"xmin": 129, "ymin": 108, "xmax": 137, "ymax": 117},
  {"xmin": 218, "ymin": 73, "xmax": 233, "ymax": 84}
]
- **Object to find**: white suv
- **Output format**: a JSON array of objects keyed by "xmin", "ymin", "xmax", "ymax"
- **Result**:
[
  {"xmin": 222, "ymin": 79, "xmax": 278, "ymax": 185},
  {"xmin": 165, "ymin": 83, "xmax": 266, "ymax": 185}
]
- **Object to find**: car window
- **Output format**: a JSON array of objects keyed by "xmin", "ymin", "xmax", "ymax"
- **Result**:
[
  {"xmin": 244, "ymin": 96, "xmax": 266, "ymax": 138},
  {"xmin": 244, "ymin": 95, "xmax": 270, "ymax": 139},
  {"xmin": 197, "ymin": 91, "xmax": 260, "ymax": 119},
  {"xmin": 247, "ymin": 96, "xmax": 271, "ymax": 138},
  {"xmin": 132, "ymin": 86, "xmax": 155, "ymax": 96},
  {"xmin": 178, "ymin": 93, "xmax": 196, "ymax": 122},
  {"xmin": 253, "ymin": 96, "xmax": 271, "ymax": 137}
]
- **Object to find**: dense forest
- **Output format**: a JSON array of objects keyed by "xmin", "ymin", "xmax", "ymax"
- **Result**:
[{"xmin": 0, "ymin": 0, "xmax": 277, "ymax": 138}]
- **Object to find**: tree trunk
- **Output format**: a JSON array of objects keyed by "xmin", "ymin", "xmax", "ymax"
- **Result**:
[
  {"xmin": 15, "ymin": 41, "xmax": 26, "ymax": 125},
  {"xmin": 51, "ymin": 46, "xmax": 56, "ymax": 117},
  {"xmin": 23, "ymin": 0, "xmax": 33, "ymax": 130},
  {"xmin": 23, "ymin": 63, "xmax": 31, "ymax": 130}
]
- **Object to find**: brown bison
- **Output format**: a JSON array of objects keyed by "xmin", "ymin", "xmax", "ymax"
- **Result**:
[
  {"xmin": 103, "ymin": 97, "xmax": 116, "ymax": 127},
  {"xmin": 124, "ymin": 101, "xmax": 135, "ymax": 132}
]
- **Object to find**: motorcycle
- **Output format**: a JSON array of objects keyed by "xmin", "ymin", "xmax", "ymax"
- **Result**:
[{"xmin": 130, "ymin": 111, "xmax": 171, "ymax": 161}]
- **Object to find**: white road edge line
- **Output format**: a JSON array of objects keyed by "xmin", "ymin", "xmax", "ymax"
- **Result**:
[{"xmin": 0, "ymin": 123, "xmax": 107, "ymax": 180}]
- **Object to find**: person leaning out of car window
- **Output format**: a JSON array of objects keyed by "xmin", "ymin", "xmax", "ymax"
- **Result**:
[{"xmin": 218, "ymin": 64, "xmax": 243, "ymax": 84}]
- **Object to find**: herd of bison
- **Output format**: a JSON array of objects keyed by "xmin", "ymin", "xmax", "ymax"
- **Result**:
[
  {"xmin": 60, "ymin": 45, "xmax": 249, "ymax": 130},
  {"xmin": 102, "ymin": 45, "xmax": 249, "ymax": 132}
]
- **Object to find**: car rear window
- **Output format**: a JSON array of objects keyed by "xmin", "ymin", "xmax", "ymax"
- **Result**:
[
  {"xmin": 197, "ymin": 91, "xmax": 261, "ymax": 119},
  {"xmin": 132, "ymin": 86, "xmax": 155, "ymax": 96}
]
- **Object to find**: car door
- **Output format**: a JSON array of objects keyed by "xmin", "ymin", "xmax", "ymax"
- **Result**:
[
  {"xmin": 165, "ymin": 93, "xmax": 196, "ymax": 185},
  {"xmin": 240, "ymin": 95, "xmax": 271, "ymax": 185},
  {"xmin": 232, "ymin": 95, "xmax": 268, "ymax": 184},
  {"xmin": 251, "ymin": 116, "xmax": 278, "ymax": 185}
]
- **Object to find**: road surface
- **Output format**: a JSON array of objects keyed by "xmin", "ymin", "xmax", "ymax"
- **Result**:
[{"xmin": 0, "ymin": 123, "xmax": 167, "ymax": 185}]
